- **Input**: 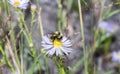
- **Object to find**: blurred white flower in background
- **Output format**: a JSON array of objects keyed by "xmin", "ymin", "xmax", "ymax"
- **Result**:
[
  {"xmin": 112, "ymin": 51, "xmax": 120, "ymax": 63},
  {"xmin": 99, "ymin": 21, "xmax": 119, "ymax": 34},
  {"xmin": 8, "ymin": 0, "xmax": 29, "ymax": 9},
  {"xmin": 41, "ymin": 32, "xmax": 72, "ymax": 56},
  {"xmin": 2, "ymin": 0, "xmax": 5, "ymax": 2}
]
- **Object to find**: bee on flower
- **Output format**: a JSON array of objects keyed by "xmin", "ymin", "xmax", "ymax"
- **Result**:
[
  {"xmin": 41, "ymin": 32, "xmax": 72, "ymax": 56},
  {"xmin": 112, "ymin": 51, "xmax": 120, "ymax": 63},
  {"xmin": 8, "ymin": 0, "xmax": 29, "ymax": 9}
]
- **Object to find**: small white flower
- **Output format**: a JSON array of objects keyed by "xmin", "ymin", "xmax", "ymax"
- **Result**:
[
  {"xmin": 41, "ymin": 33, "xmax": 72, "ymax": 56},
  {"xmin": 112, "ymin": 51, "xmax": 120, "ymax": 63},
  {"xmin": 8, "ymin": 0, "xmax": 29, "ymax": 9}
]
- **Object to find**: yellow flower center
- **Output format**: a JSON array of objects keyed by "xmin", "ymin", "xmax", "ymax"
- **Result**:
[
  {"xmin": 13, "ymin": 0, "xmax": 20, "ymax": 7},
  {"xmin": 53, "ymin": 39, "xmax": 62, "ymax": 48}
]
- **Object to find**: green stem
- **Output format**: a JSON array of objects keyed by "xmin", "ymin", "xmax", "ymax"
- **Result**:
[
  {"xmin": 57, "ymin": 0, "xmax": 62, "ymax": 32},
  {"xmin": 5, "ymin": 0, "xmax": 10, "ymax": 15},
  {"xmin": 54, "ymin": 57, "xmax": 65, "ymax": 74},
  {"xmin": 38, "ymin": 8, "xmax": 44, "ymax": 37},
  {"xmin": 59, "ymin": 66, "xmax": 65, "ymax": 74},
  {"xmin": 30, "ymin": 10, "xmax": 35, "ymax": 27},
  {"xmin": 78, "ymin": 0, "xmax": 88, "ymax": 74},
  {"xmin": 0, "ymin": 45, "xmax": 14, "ymax": 72},
  {"xmin": 59, "ymin": 58, "xmax": 65, "ymax": 74},
  {"xmin": 20, "ymin": 34, "xmax": 24, "ymax": 74}
]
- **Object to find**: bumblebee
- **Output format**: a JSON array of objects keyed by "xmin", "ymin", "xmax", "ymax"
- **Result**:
[{"xmin": 49, "ymin": 31, "xmax": 63, "ymax": 41}]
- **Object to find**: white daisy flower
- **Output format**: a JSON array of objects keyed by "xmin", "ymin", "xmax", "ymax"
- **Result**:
[
  {"xmin": 112, "ymin": 51, "xmax": 120, "ymax": 63},
  {"xmin": 41, "ymin": 32, "xmax": 72, "ymax": 56},
  {"xmin": 8, "ymin": 0, "xmax": 29, "ymax": 9}
]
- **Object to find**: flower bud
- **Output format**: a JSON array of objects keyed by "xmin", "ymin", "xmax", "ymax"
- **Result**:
[{"xmin": 31, "ymin": 4, "xmax": 37, "ymax": 12}]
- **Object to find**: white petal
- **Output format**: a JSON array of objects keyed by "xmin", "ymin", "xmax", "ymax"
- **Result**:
[
  {"xmin": 21, "ymin": 0, "xmax": 29, "ymax": 3},
  {"xmin": 65, "ymin": 40, "xmax": 72, "ymax": 44},
  {"xmin": 9, "ymin": 0, "xmax": 14, "ymax": 3},
  {"xmin": 65, "ymin": 47, "xmax": 73, "ymax": 52},
  {"xmin": 42, "ymin": 44, "xmax": 53, "ymax": 50},
  {"xmin": 62, "ymin": 36, "xmax": 67, "ymax": 42},
  {"xmin": 61, "ymin": 47, "xmax": 72, "ymax": 54},
  {"xmin": 43, "ymin": 36, "xmax": 52, "ymax": 44},
  {"xmin": 19, "ymin": 0, "xmax": 29, "ymax": 9},
  {"xmin": 60, "ymin": 47, "xmax": 69, "ymax": 55},
  {"xmin": 62, "ymin": 41, "xmax": 72, "ymax": 47},
  {"xmin": 46, "ymin": 50, "xmax": 52, "ymax": 56},
  {"xmin": 112, "ymin": 52, "xmax": 120, "ymax": 62},
  {"xmin": 112, "ymin": 52, "xmax": 117, "ymax": 59},
  {"xmin": 8, "ymin": 0, "xmax": 14, "ymax": 5},
  {"xmin": 49, "ymin": 48, "xmax": 55, "ymax": 55},
  {"xmin": 41, "ymin": 41, "xmax": 45, "ymax": 44},
  {"xmin": 46, "ymin": 51, "xmax": 51, "ymax": 56},
  {"xmin": 55, "ymin": 48, "xmax": 62, "ymax": 56},
  {"xmin": 63, "ymin": 46, "xmax": 72, "ymax": 50},
  {"xmin": 56, "ymin": 49, "xmax": 59, "ymax": 56},
  {"xmin": 19, "ymin": 4, "xmax": 28, "ymax": 9},
  {"xmin": 46, "ymin": 48, "xmax": 56, "ymax": 56},
  {"xmin": 56, "ymin": 48, "xmax": 62, "ymax": 56}
]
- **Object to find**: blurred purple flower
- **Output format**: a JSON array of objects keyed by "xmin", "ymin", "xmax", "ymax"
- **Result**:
[
  {"xmin": 99, "ymin": 21, "xmax": 119, "ymax": 34},
  {"xmin": 112, "ymin": 51, "xmax": 120, "ymax": 63}
]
